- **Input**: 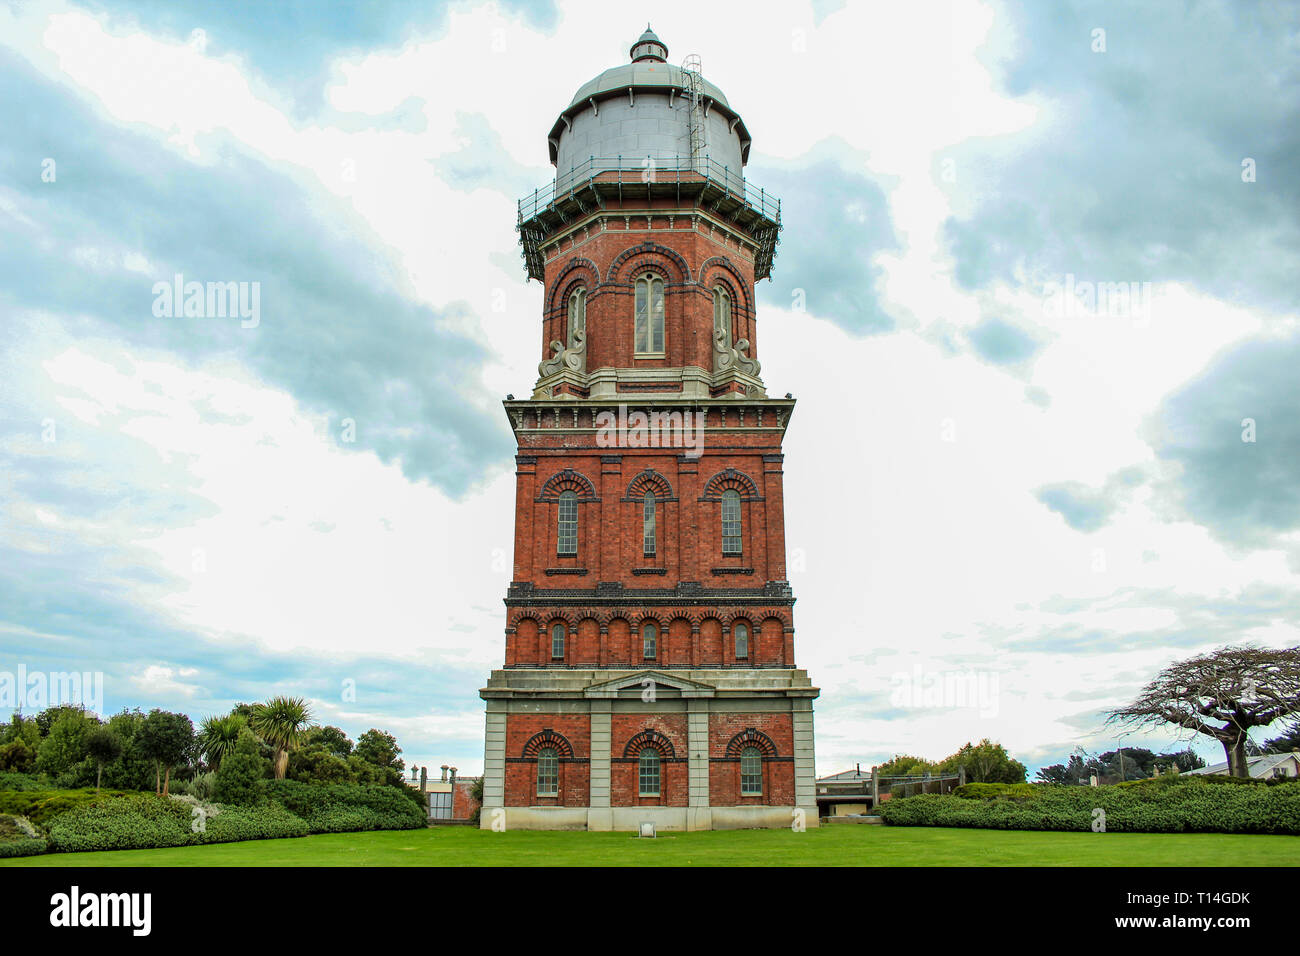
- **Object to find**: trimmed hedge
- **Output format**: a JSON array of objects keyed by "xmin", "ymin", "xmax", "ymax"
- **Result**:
[
  {"xmin": 0, "ymin": 788, "xmax": 141, "ymax": 827},
  {"xmin": 952, "ymin": 783, "xmax": 1037, "ymax": 801},
  {"xmin": 878, "ymin": 777, "xmax": 1300, "ymax": 834},
  {"xmin": 46, "ymin": 796, "xmax": 311, "ymax": 852},
  {"xmin": 35, "ymin": 781, "xmax": 423, "ymax": 854},
  {"xmin": 258, "ymin": 780, "xmax": 425, "ymax": 832},
  {"xmin": 47, "ymin": 795, "xmax": 195, "ymax": 852},
  {"xmin": 195, "ymin": 804, "xmax": 309, "ymax": 845},
  {"xmin": 0, "ymin": 813, "xmax": 48, "ymax": 858}
]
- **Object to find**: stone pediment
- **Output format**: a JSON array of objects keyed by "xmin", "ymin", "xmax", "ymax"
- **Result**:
[{"xmin": 583, "ymin": 670, "xmax": 716, "ymax": 699}]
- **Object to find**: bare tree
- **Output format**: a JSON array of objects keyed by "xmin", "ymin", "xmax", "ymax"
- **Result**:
[{"xmin": 1108, "ymin": 645, "xmax": 1300, "ymax": 777}]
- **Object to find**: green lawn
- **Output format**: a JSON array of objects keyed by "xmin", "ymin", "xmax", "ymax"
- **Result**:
[{"xmin": 4, "ymin": 824, "xmax": 1298, "ymax": 866}]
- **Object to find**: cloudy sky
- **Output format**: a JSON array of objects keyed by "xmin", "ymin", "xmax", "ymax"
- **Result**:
[{"xmin": 2, "ymin": 0, "xmax": 1297, "ymax": 778}]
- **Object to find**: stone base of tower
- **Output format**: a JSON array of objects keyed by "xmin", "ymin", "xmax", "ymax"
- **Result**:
[{"xmin": 478, "ymin": 667, "xmax": 819, "ymax": 832}]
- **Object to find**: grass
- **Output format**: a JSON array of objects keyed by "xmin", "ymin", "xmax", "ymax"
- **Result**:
[{"xmin": 3, "ymin": 824, "xmax": 1297, "ymax": 866}]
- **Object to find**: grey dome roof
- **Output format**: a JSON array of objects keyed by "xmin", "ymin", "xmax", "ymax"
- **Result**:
[
  {"xmin": 565, "ymin": 62, "xmax": 730, "ymax": 113},
  {"xmin": 547, "ymin": 29, "xmax": 749, "ymax": 166}
]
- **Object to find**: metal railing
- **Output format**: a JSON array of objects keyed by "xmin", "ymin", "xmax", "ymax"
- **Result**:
[{"xmin": 517, "ymin": 155, "xmax": 781, "ymax": 225}]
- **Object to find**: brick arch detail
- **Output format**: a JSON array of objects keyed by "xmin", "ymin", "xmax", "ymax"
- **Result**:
[
  {"xmin": 536, "ymin": 468, "xmax": 598, "ymax": 501},
  {"xmin": 547, "ymin": 257, "xmax": 600, "ymax": 312},
  {"xmin": 725, "ymin": 727, "xmax": 779, "ymax": 759},
  {"xmin": 623, "ymin": 729, "xmax": 676, "ymax": 759},
  {"xmin": 624, "ymin": 468, "xmax": 675, "ymax": 501},
  {"xmin": 697, "ymin": 256, "xmax": 754, "ymax": 314},
  {"xmin": 522, "ymin": 729, "xmax": 575, "ymax": 759},
  {"xmin": 606, "ymin": 242, "xmax": 692, "ymax": 285},
  {"xmin": 700, "ymin": 468, "xmax": 761, "ymax": 500}
]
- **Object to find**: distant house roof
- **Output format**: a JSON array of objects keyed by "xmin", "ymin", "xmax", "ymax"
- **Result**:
[
  {"xmin": 817, "ymin": 768, "xmax": 873, "ymax": 784},
  {"xmin": 1187, "ymin": 751, "xmax": 1300, "ymax": 778}
]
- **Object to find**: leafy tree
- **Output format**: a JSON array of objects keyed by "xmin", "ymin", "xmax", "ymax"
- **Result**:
[
  {"xmin": 1035, "ymin": 763, "xmax": 1069, "ymax": 785},
  {"xmin": 940, "ymin": 739, "xmax": 1027, "ymax": 783},
  {"xmin": 35, "ymin": 707, "xmax": 97, "ymax": 778},
  {"xmin": 0, "ymin": 713, "xmax": 41, "ymax": 748},
  {"xmin": 347, "ymin": 754, "xmax": 390, "ymax": 785},
  {"xmin": 875, "ymin": 754, "xmax": 938, "ymax": 777},
  {"xmin": 197, "ymin": 714, "xmax": 246, "ymax": 770},
  {"xmin": 85, "ymin": 726, "xmax": 123, "ymax": 794},
  {"xmin": 288, "ymin": 749, "xmax": 355, "ymax": 784},
  {"xmin": 307, "ymin": 725, "xmax": 353, "ymax": 758},
  {"xmin": 353, "ymin": 729, "xmax": 406, "ymax": 786},
  {"xmin": 35, "ymin": 704, "xmax": 91, "ymax": 738},
  {"xmin": 1109, "ymin": 644, "xmax": 1300, "ymax": 777},
  {"xmin": 213, "ymin": 730, "xmax": 269, "ymax": 805},
  {"xmin": 248, "ymin": 696, "xmax": 314, "ymax": 779},
  {"xmin": 0, "ymin": 740, "xmax": 36, "ymax": 773},
  {"xmin": 1263, "ymin": 718, "xmax": 1300, "ymax": 754},
  {"xmin": 136, "ymin": 709, "xmax": 195, "ymax": 796},
  {"xmin": 96, "ymin": 709, "xmax": 154, "ymax": 791}
]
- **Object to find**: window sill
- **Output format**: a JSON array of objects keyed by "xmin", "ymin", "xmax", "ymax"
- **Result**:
[{"xmin": 633, "ymin": 353, "xmax": 667, "ymax": 360}]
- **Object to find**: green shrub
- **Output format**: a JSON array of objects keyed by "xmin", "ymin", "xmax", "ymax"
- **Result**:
[
  {"xmin": 195, "ymin": 804, "xmax": 308, "ymax": 844},
  {"xmin": 47, "ymin": 794, "xmax": 194, "ymax": 852},
  {"xmin": 0, "ymin": 772, "xmax": 50, "ymax": 791},
  {"xmin": 259, "ymin": 780, "xmax": 424, "ymax": 832},
  {"xmin": 0, "ymin": 788, "xmax": 141, "ymax": 827},
  {"xmin": 879, "ymin": 776, "xmax": 1300, "ymax": 833},
  {"xmin": 212, "ymin": 751, "xmax": 266, "ymax": 806},
  {"xmin": 952, "ymin": 782, "xmax": 1039, "ymax": 800},
  {"xmin": 0, "ymin": 813, "xmax": 48, "ymax": 858}
]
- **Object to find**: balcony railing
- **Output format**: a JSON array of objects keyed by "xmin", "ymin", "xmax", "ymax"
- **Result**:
[{"xmin": 517, "ymin": 155, "xmax": 781, "ymax": 225}]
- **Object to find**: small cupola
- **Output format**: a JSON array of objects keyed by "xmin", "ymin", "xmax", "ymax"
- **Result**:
[{"xmin": 629, "ymin": 24, "xmax": 667, "ymax": 63}]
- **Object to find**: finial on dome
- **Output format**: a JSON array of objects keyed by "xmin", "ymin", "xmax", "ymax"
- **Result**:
[{"xmin": 630, "ymin": 24, "xmax": 667, "ymax": 63}]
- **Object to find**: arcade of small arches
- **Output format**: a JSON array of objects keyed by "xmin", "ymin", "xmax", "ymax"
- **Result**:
[{"xmin": 503, "ymin": 610, "xmax": 792, "ymax": 668}]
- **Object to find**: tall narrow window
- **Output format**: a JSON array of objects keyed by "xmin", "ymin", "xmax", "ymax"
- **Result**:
[
  {"xmin": 643, "ymin": 491, "xmax": 656, "ymax": 556},
  {"xmin": 557, "ymin": 490, "xmax": 577, "ymax": 555},
  {"xmin": 740, "ymin": 746, "xmax": 762, "ymax": 795},
  {"xmin": 713, "ymin": 287, "xmax": 732, "ymax": 349},
  {"xmin": 634, "ymin": 274, "xmax": 665, "ymax": 354},
  {"xmin": 537, "ymin": 746, "xmax": 559, "ymax": 796},
  {"xmin": 734, "ymin": 622, "xmax": 749, "ymax": 660},
  {"xmin": 568, "ymin": 288, "xmax": 586, "ymax": 347},
  {"xmin": 638, "ymin": 748, "xmax": 661, "ymax": 796},
  {"xmin": 643, "ymin": 622, "xmax": 657, "ymax": 660},
  {"xmin": 551, "ymin": 623, "xmax": 566, "ymax": 660},
  {"xmin": 721, "ymin": 489, "xmax": 742, "ymax": 555}
]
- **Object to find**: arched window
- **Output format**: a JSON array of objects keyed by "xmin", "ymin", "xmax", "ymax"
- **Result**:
[
  {"xmin": 551, "ymin": 623, "xmax": 566, "ymax": 660},
  {"xmin": 713, "ymin": 286, "xmax": 732, "ymax": 349},
  {"xmin": 643, "ymin": 622, "xmax": 657, "ymax": 660},
  {"xmin": 537, "ymin": 746, "xmax": 559, "ymax": 796},
  {"xmin": 734, "ymin": 622, "xmax": 749, "ymax": 660},
  {"xmin": 740, "ymin": 746, "xmax": 763, "ymax": 795},
  {"xmin": 721, "ymin": 489, "xmax": 742, "ymax": 555},
  {"xmin": 634, "ymin": 274, "xmax": 665, "ymax": 354},
  {"xmin": 638, "ymin": 748, "xmax": 661, "ymax": 796},
  {"xmin": 643, "ymin": 491, "xmax": 656, "ymax": 556},
  {"xmin": 557, "ymin": 490, "xmax": 578, "ymax": 555}
]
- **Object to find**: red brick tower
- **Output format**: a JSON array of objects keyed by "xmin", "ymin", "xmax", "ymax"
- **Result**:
[{"xmin": 479, "ymin": 27, "xmax": 818, "ymax": 831}]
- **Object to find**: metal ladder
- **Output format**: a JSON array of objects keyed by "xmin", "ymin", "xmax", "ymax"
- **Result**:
[{"xmin": 682, "ymin": 54, "xmax": 707, "ymax": 172}]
